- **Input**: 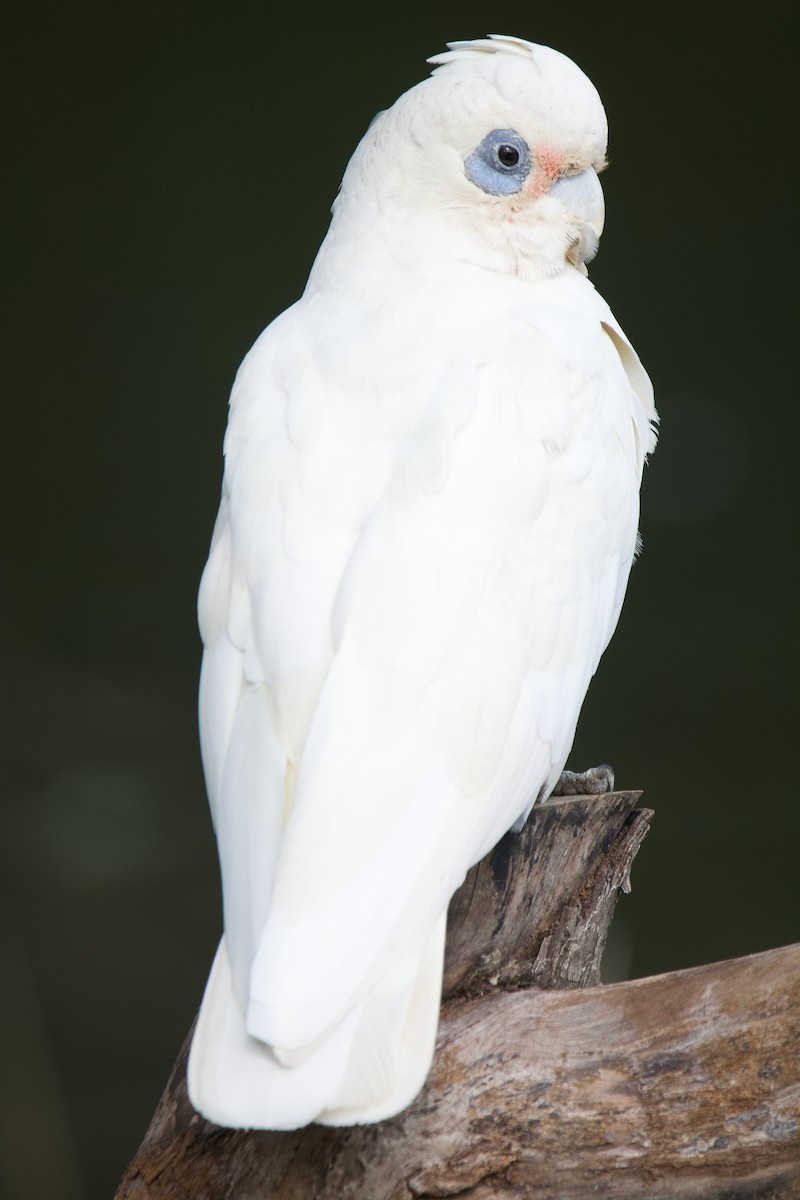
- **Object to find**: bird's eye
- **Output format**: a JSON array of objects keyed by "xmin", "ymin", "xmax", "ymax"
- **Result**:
[
  {"xmin": 465, "ymin": 128, "xmax": 531, "ymax": 196},
  {"xmin": 497, "ymin": 144, "xmax": 519, "ymax": 168}
]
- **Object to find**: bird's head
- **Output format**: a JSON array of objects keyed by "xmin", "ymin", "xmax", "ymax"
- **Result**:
[{"xmin": 336, "ymin": 36, "xmax": 608, "ymax": 281}]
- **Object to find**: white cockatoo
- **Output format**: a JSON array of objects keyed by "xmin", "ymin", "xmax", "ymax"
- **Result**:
[{"xmin": 188, "ymin": 34, "xmax": 657, "ymax": 1131}]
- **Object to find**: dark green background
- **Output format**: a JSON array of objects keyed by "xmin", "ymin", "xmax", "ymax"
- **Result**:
[{"xmin": 3, "ymin": 2, "xmax": 797, "ymax": 1196}]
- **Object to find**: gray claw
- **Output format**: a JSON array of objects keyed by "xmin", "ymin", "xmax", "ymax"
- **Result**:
[{"xmin": 552, "ymin": 764, "xmax": 615, "ymax": 796}]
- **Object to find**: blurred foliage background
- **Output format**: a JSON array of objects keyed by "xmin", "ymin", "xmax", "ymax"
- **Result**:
[{"xmin": 2, "ymin": 1, "xmax": 797, "ymax": 1196}]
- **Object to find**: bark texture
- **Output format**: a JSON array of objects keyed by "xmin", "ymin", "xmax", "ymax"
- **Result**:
[{"xmin": 116, "ymin": 792, "xmax": 800, "ymax": 1199}]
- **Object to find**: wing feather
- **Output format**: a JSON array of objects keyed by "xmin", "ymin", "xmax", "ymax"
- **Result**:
[{"xmin": 192, "ymin": 268, "xmax": 653, "ymax": 1123}]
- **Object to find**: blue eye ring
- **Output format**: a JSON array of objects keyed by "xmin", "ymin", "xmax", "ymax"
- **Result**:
[{"xmin": 465, "ymin": 129, "xmax": 532, "ymax": 196}]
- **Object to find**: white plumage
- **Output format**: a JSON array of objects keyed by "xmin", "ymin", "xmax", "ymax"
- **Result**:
[{"xmin": 188, "ymin": 35, "xmax": 657, "ymax": 1130}]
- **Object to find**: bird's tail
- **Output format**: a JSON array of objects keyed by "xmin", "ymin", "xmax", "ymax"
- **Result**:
[{"xmin": 187, "ymin": 913, "xmax": 447, "ymax": 1130}]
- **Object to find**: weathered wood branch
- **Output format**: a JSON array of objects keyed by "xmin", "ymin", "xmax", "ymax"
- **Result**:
[
  {"xmin": 443, "ymin": 788, "xmax": 649, "ymax": 997},
  {"xmin": 116, "ymin": 793, "xmax": 800, "ymax": 1198}
]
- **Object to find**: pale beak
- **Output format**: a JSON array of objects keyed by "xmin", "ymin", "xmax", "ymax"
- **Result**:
[{"xmin": 549, "ymin": 166, "xmax": 605, "ymax": 266}]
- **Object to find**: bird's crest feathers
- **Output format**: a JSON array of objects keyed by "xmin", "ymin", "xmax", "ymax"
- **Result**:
[{"xmin": 428, "ymin": 34, "xmax": 546, "ymax": 72}]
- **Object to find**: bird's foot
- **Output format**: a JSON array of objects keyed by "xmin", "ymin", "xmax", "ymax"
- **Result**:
[{"xmin": 552, "ymin": 763, "xmax": 615, "ymax": 796}]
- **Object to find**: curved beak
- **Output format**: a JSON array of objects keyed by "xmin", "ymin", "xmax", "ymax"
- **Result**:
[{"xmin": 549, "ymin": 166, "xmax": 605, "ymax": 266}]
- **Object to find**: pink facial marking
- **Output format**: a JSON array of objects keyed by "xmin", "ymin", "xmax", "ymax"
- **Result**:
[{"xmin": 526, "ymin": 147, "xmax": 566, "ymax": 197}]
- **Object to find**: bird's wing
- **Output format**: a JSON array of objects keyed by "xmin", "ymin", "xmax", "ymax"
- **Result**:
[{"xmin": 196, "ymin": 273, "xmax": 650, "ymax": 1075}]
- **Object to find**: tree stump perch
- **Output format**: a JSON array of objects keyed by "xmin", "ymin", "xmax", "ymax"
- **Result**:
[{"xmin": 116, "ymin": 791, "xmax": 800, "ymax": 1198}]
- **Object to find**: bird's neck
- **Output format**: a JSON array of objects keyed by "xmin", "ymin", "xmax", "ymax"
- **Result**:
[{"xmin": 306, "ymin": 196, "xmax": 578, "ymax": 297}]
